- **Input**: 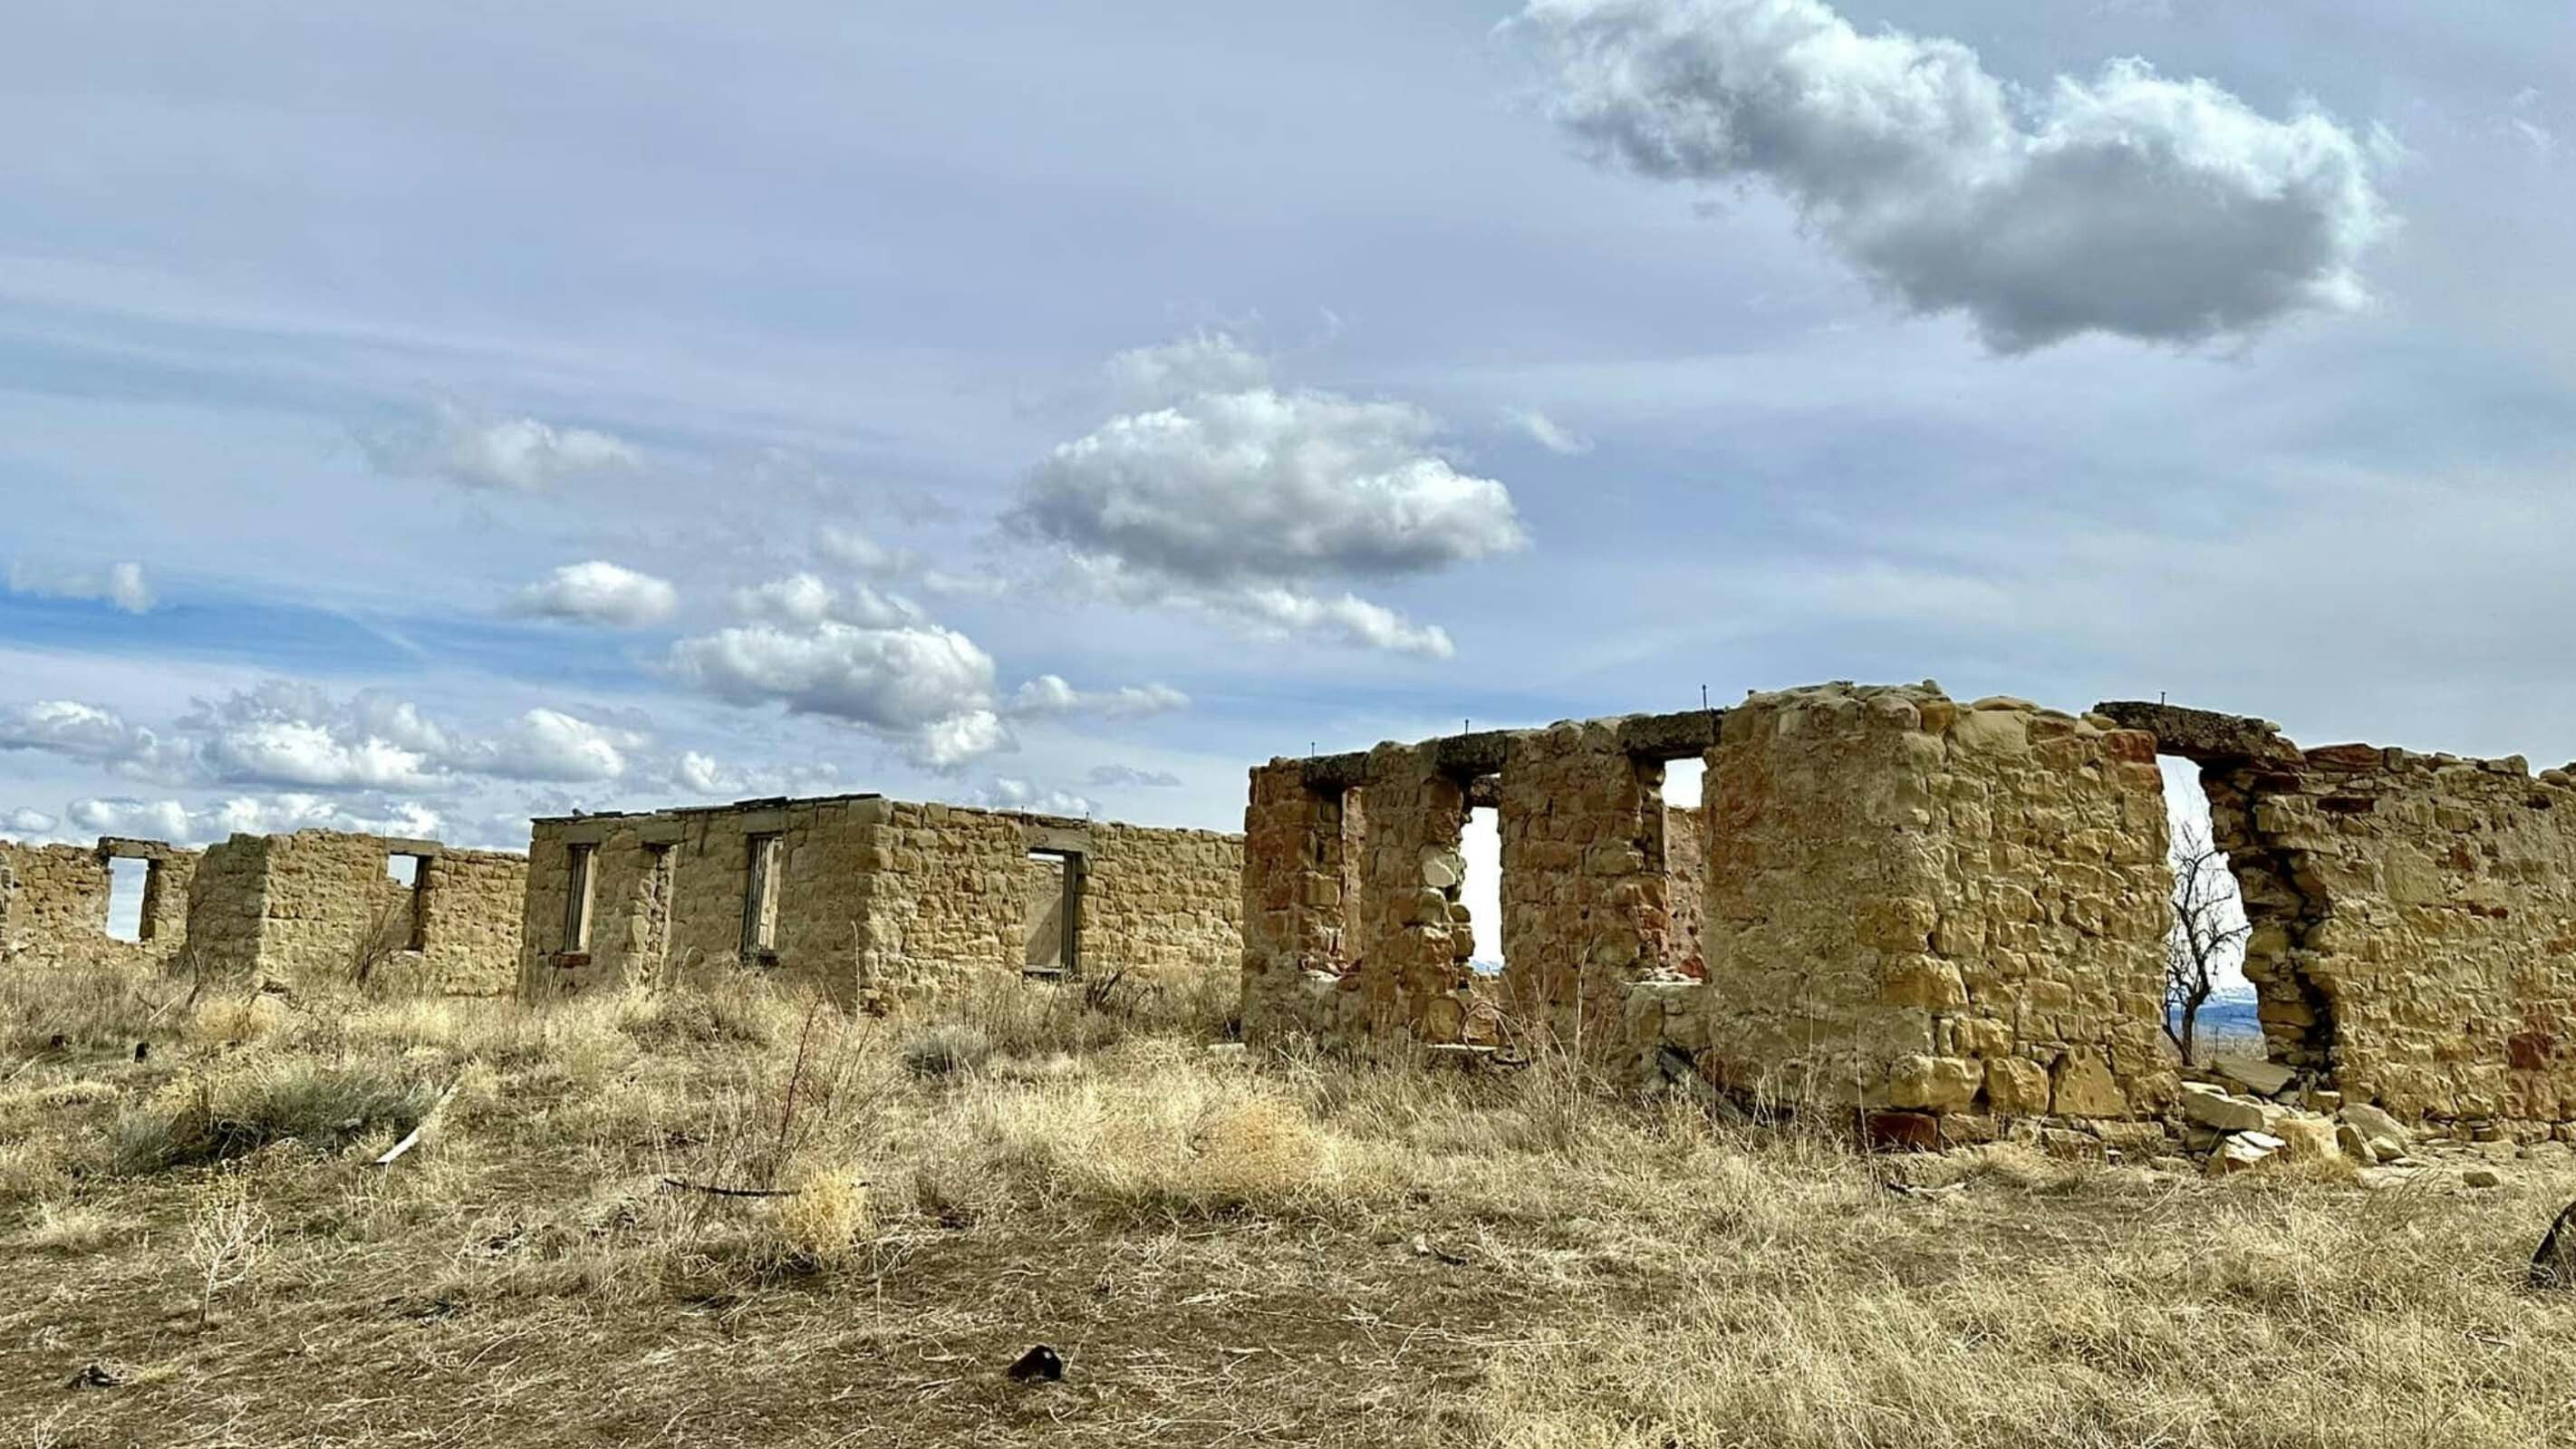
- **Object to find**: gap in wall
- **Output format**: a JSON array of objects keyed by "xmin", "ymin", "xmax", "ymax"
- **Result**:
[
  {"xmin": 2160, "ymin": 756, "xmax": 2254, "ymax": 1061},
  {"xmin": 1462, "ymin": 804, "xmax": 1501, "ymax": 974},
  {"xmin": 104, "ymin": 857, "xmax": 149, "ymax": 942}
]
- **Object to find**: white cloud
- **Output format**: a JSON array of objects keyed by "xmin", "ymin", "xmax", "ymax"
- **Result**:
[
  {"xmin": 7, "ymin": 560, "xmax": 154, "ymax": 613},
  {"xmin": 678, "ymin": 750, "xmax": 727, "ymax": 795},
  {"xmin": 1508, "ymin": 408, "xmax": 1594, "ymax": 455},
  {"xmin": 474, "ymin": 709, "xmax": 637, "ymax": 782},
  {"xmin": 362, "ymin": 400, "xmax": 640, "ymax": 491},
  {"xmin": 0, "ymin": 700, "xmax": 155, "ymax": 766},
  {"xmin": 666, "ymin": 618, "xmax": 1011, "ymax": 770},
  {"xmin": 509, "ymin": 561, "xmax": 679, "ymax": 627},
  {"xmin": 729, "ymin": 573, "xmax": 923, "ymax": 629},
  {"xmin": 1012, "ymin": 334, "xmax": 1527, "ymax": 655},
  {"xmin": 1220, "ymin": 586, "xmax": 1458, "ymax": 659},
  {"xmin": 976, "ymin": 777, "xmax": 1095, "ymax": 817},
  {"xmin": 1085, "ymin": 764, "xmax": 1182, "ymax": 789},
  {"xmin": 1104, "ymin": 329, "xmax": 1275, "ymax": 406},
  {"xmin": 1006, "ymin": 674, "xmax": 1192, "ymax": 719},
  {"xmin": 815, "ymin": 526, "xmax": 921, "ymax": 580},
  {"xmin": 908, "ymin": 710, "xmax": 1012, "ymax": 771},
  {"xmin": 56, "ymin": 793, "xmax": 449, "ymax": 847},
  {"xmin": 4, "ymin": 807, "xmax": 58, "ymax": 836},
  {"xmin": 1516, "ymin": 0, "xmax": 2390, "ymax": 351}
]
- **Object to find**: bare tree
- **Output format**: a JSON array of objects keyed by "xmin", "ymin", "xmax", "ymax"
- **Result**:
[{"xmin": 2166, "ymin": 821, "xmax": 2251, "ymax": 1066}]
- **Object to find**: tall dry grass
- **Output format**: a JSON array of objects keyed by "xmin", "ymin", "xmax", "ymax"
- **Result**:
[{"xmin": 3, "ymin": 947, "xmax": 2573, "ymax": 1446}]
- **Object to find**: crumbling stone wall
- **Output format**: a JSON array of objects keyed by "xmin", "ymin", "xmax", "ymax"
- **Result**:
[
  {"xmin": 1240, "ymin": 763, "xmax": 1363, "ymax": 1036},
  {"xmin": 0, "ymin": 837, "xmax": 198, "ymax": 967},
  {"xmin": 2102, "ymin": 702, "xmax": 2576, "ymax": 1127},
  {"xmin": 0, "ymin": 843, "xmax": 115, "ymax": 961},
  {"xmin": 526, "ymin": 794, "xmax": 1242, "ymax": 1006},
  {"xmin": 1498, "ymin": 720, "xmax": 1674, "ymax": 1038},
  {"xmin": 1356, "ymin": 744, "xmax": 1478, "ymax": 1038},
  {"xmin": 1693, "ymin": 683, "xmax": 2176, "ymax": 1120},
  {"xmin": 181, "ymin": 831, "xmax": 523, "ymax": 992}
]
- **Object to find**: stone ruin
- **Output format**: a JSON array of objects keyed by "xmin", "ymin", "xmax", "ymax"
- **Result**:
[
  {"xmin": 0, "ymin": 829, "xmax": 527, "ymax": 994},
  {"xmin": 521, "ymin": 791, "xmax": 1243, "ymax": 1007},
  {"xmin": 1242, "ymin": 680, "xmax": 2576, "ymax": 1148}
]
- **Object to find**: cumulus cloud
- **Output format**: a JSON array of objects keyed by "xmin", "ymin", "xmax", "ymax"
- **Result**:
[
  {"xmin": 7, "ymin": 560, "xmax": 154, "ymax": 613},
  {"xmin": 0, "ymin": 700, "xmax": 158, "ymax": 767},
  {"xmin": 1507, "ymin": 408, "xmax": 1594, "ymax": 455},
  {"xmin": 976, "ymin": 778, "xmax": 1095, "ymax": 817},
  {"xmin": 1515, "ymin": 0, "xmax": 2391, "ymax": 351},
  {"xmin": 471, "ymin": 710, "xmax": 640, "ymax": 782},
  {"xmin": 665, "ymin": 616, "xmax": 1011, "ymax": 771},
  {"xmin": 4, "ymin": 807, "xmax": 58, "ymax": 836},
  {"xmin": 509, "ymin": 561, "xmax": 678, "ymax": 627},
  {"xmin": 728, "ymin": 573, "xmax": 923, "ymax": 629},
  {"xmin": 59, "ymin": 793, "xmax": 447, "ymax": 847},
  {"xmin": 2, "ymin": 681, "xmax": 656, "ymax": 793},
  {"xmin": 362, "ymin": 400, "xmax": 640, "ymax": 491},
  {"xmin": 1011, "ymin": 333, "xmax": 1527, "ymax": 655},
  {"xmin": 1006, "ymin": 675, "xmax": 1192, "ymax": 720},
  {"xmin": 1085, "ymin": 764, "xmax": 1182, "ymax": 789}
]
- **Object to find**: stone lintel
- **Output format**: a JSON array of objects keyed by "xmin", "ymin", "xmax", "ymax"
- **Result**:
[
  {"xmin": 1298, "ymin": 709, "xmax": 1729, "ymax": 792},
  {"xmin": 735, "ymin": 809, "xmax": 788, "ymax": 836},
  {"xmin": 94, "ymin": 836, "xmax": 178, "ymax": 861},
  {"xmin": 2094, "ymin": 700, "xmax": 2301, "ymax": 765},
  {"xmin": 1464, "ymin": 774, "xmax": 1501, "ymax": 810},
  {"xmin": 1021, "ymin": 821, "xmax": 1090, "ymax": 855},
  {"xmin": 638, "ymin": 818, "xmax": 687, "ymax": 847},
  {"xmin": 378, "ymin": 836, "xmax": 445, "ymax": 859},
  {"xmin": 1615, "ymin": 709, "xmax": 1726, "ymax": 761}
]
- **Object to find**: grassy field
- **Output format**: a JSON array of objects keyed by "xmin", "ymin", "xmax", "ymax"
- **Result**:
[{"xmin": 5, "ymin": 957, "xmax": 2574, "ymax": 1448}]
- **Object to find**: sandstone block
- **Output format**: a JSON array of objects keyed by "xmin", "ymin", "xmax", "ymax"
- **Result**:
[
  {"xmin": 2269, "ymin": 1114, "xmax": 2340, "ymax": 1160},
  {"xmin": 2180, "ymin": 1084, "xmax": 2270, "ymax": 1134},
  {"xmin": 1984, "ymin": 1057, "xmax": 2050, "ymax": 1116},
  {"xmin": 2050, "ymin": 1050, "xmax": 2125, "ymax": 1118},
  {"xmin": 1883, "ymin": 1055, "xmax": 1981, "ymax": 1115}
]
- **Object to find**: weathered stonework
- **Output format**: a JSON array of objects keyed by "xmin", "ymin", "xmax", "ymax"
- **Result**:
[
  {"xmin": 1241, "ymin": 710, "xmax": 1721, "ymax": 1050},
  {"xmin": 184, "ymin": 831, "xmax": 526, "ymax": 993},
  {"xmin": 0, "ymin": 837, "xmax": 197, "ymax": 968},
  {"xmin": 1693, "ymin": 683, "xmax": 2176, "ymax": 1119},
  {"xmin": 2103, "ymin": 700, "xmax": 2576, "ymax": 1127},
  {"xmin": 1, "ymin": 828, "xmax": 518, "ymax": 990},
  {"xmin": 1497, "ymin": 720, "xmax": 1677, "ymax": 1041},
  {"xmin": 523, "ymin": 793, "xmax": 1241, "ymax": 1005}
]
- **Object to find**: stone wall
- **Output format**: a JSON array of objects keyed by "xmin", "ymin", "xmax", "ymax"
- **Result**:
[
  {"xmin": 1, "ymin": 838, "xmax": 198, "ymax": 967},
  {"xmin": 1497, "ymin": 719, "xmax": 1675, "ymax": 1039},
  {"xmin": 1665, "ymin": 805, "xmax": 1706, "ymax": 978},
  {"xmin": 1691, "ymin": 683, "xmax": 2176, "ymax": 1121},
  {"xmin": 2101, "ymin": 700, "xmax": 2576, "ymax": 1129},
  {"xmin": 526, "ymin": 794, "xmax": 1243, "ymax": 1006},
  {"xmin": 1240, "ymin": 762, "xmax": 1363, "ymax": 1036},
  {"xmin": 179, "ymin": 831, "xmax": 524, "ymax": 992}
]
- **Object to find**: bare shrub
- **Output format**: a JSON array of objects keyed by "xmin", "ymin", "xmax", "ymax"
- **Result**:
[
  {"xmin": 899, "ymin": 1023, "xmax": 992, "ymax": 1081},
  {"xmin": 186, "ymin": 1171, "xmax": 271, "ymax": 1328},
  {"xmin": 117, "ymin": 1059, "xmax": 444, "ymax": 1173}
]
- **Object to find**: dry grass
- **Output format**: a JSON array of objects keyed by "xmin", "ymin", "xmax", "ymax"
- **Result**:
[{"xmin": 2, "ymin": 951, "xmax": 2572, "ymax": 1447}]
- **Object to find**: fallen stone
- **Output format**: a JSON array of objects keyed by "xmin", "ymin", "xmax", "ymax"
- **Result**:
[
  {"xmin": 2180, "ymin": 1084, "xmax": 2270, "ymax": 1134},
  {"xmin": 2368, "ymin": 1135, "xmax": 2407, "ymax": 1164},
  {"xmin": 2341, "ymin": 1102, "xmax": 2409, "ymax": 1148},
  {"xmin": 2214, "ymin": 1058, "xmax": 2297, "ymax": 1097},
  {"xmin": 2464, "ymin": 1166, "xmax": 2506, "ymax": 1189},
  {"xmin": 2147, "ymin": 1155, "xmax": 2195, "ymax": 1175},
  {"xmin": 2205, "ymin": 1130, "xmax": 2286, "ymax": 1176},
  {"xmin": 2335, "ymin": 1123, "xmax": 2371, "ymax": 1162},
  {"xmin": 2269, "ymin": 1115, "xmax": 2341, "ymax": 1161}
]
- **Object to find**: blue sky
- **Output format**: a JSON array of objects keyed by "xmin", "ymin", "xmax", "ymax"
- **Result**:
[{"xmin": 3, "ymin": 0, "xmax": 2572, "ymax": 866}]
